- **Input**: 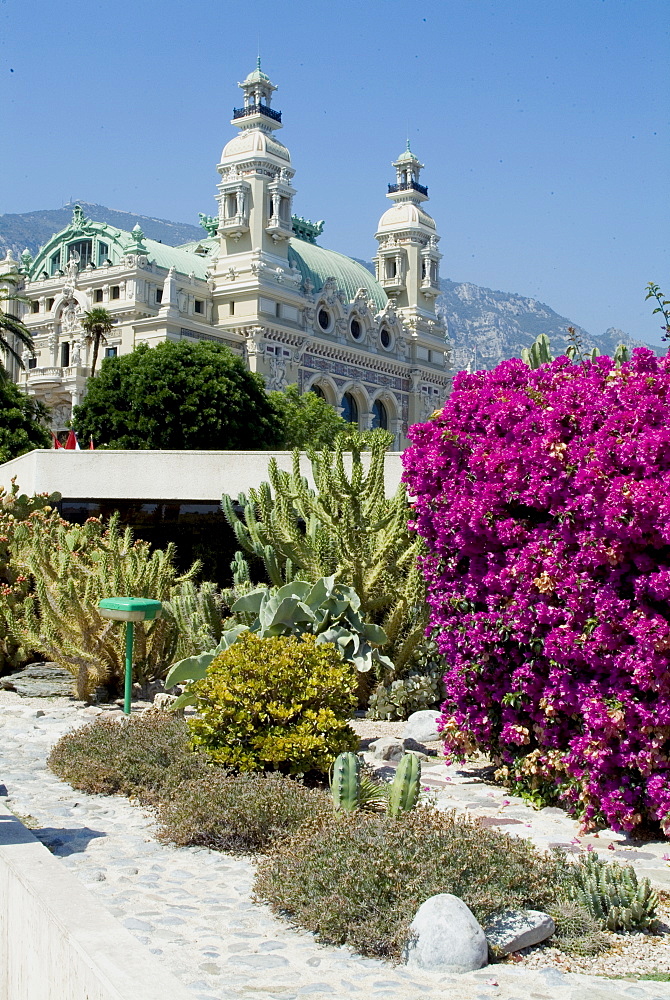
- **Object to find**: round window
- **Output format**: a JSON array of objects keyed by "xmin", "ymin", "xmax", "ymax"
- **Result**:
[
  {"xmin": 318, "ymin": 308, "xmax": 331, "ymax": 331},
  {"xmin": 341, "ymin": 392, "xmax": 359, "ymax": 426},
  {"xmin": 371, "ymin": 399, "xmax": 388, "ymax": 431},
  {"xmin": 380, "ymin": 327, "xmax": 391, "ymax": 349},
  {"xmin": 350, "ymin": 317, "xmax": 362, "ymax": 340}
]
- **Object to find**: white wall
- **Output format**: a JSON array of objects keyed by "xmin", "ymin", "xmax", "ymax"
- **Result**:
[
  {"xmin": 0, "ymin": 803, "xmax": 194, "ymax": 1000},
  {"xmin": 0, "ymin": 449, "xmax": 404, "ymax": 502}
]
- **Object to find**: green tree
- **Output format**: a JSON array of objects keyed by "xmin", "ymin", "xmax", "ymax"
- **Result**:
[
  {"xmin": 81, "ymin": 307, "xmax": 114, "ymax": 377},
  {"xmin": 0, "ymin": 273, "xmax": 35, "ymax": 375},
  {"xmin": 268, "ymin": 384, "xmax": 347, "ymax": 449},
  {"xmin": 0, "ymin": 377, "xmax": 51, "ymax": 462},
  {"xmin": 73, "ymin": 340, "xmax": 283, "ymax": 450}
]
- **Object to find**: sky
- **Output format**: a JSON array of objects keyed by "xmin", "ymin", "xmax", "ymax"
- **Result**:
[{"xmin": 2, "ymin": 0, "xmax": 668, "ymax": 343}]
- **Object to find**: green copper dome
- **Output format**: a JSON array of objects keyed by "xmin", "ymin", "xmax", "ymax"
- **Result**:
[
  {"xmin": 288, "ymin": 239, "xmax": 387, "ymax": 312},
  {"xmin": 241, "ymin": 57, "xmax": 272, "ymax": 86},
  {"xmin": 396, "ymin": 140, "xmax": 417, "ymax": 163}
]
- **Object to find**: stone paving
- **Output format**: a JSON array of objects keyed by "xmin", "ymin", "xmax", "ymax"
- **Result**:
[{"xmin": 1, "ymin": 694, "xmax": 669, "ymax": 1000}]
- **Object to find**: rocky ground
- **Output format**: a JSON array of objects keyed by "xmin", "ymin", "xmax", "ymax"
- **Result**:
[{"xmin": 0, "ymin": 691, "xmax": 669, "ymax": 999}]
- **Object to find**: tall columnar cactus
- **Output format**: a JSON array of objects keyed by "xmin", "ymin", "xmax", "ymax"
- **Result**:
[
  {"xmin": 163, "ymin": 580, "xmax": 228, "ymax": 661},
  {"xmin": 330, "ymin": 752, "xmax": 361, "ymax": 812},
  {"xmin": 387, "ymin": 753, "xmax": 421, "ymax": 818},
  {"xmin": 221, "ymin": 429, "xmax": 429, "ymax": 673},
  {"xmin": 3, "ymin": 514, "xmax": 198, "ymax": 699}
]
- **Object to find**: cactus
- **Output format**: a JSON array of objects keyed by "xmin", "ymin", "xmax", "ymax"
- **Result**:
[
  {"xmin": 387, "ymin": 753, "xmax": 421, "ymax": 818},
  {"xmin": 163, "ymin": 581, "xmax": 227, "ymax": 661},
  {"xmin": 331, "ymin": 752, "xmax": 361, "ymax": 812},
  {"xmin": 566, "ymin": 853, "xmax": 659, "ymax": 932},
  {"xmin": 3, "ymin": 514, "xmax": 198, "ymax": 699},
  {"xmin": 521, "ymin": 333, "xmax": 554, "ymax": 369},
  {"xmin": 221, "ymin": 430, "xmax": 430, "ymax": 674},
  {"xmin": 546, "ymin": 900, "xmax": 610, "ymax": 956}
]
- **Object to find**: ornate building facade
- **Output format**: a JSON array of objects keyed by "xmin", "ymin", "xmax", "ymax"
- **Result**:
[{"xmin": 3, "ymin": 63, "xmax": 450, "ymax": 446}]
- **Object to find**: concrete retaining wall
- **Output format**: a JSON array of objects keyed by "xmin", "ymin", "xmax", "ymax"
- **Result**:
[
  {"xmin": 0, "ymin": 803, "xmax": 194, "ymax": 1000},
  {"xmin": 0, "ymin": 448, "xmax": 404, "ymax": 502}
]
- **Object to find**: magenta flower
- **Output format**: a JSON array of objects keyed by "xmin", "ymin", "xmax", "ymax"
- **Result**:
[{"xmin": 403, "ymin": 349, "xmax": 670, "ymax": 835}]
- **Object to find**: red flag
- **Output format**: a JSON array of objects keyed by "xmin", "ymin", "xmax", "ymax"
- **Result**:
[
  {"xmin": 89, "ymin": 435, "xmax": 95, "ymax": 450},
  {"xmin": 64, "ymin": 429, "xmax": 78, "ymax": 450},
  {"xmin": 51, "ymin": 432, "xmax": 63, "ymax": 450}
]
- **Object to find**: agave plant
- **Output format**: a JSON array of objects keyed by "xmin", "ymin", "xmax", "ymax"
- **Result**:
[{"xmin": 164, "ymin": 575, "xmax": 391, "ymax": 709}]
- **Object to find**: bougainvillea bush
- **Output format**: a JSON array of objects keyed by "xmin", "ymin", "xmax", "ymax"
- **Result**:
[{"xmin": 403, "ymin": 348, "xmax": 670, "ymax": 835}]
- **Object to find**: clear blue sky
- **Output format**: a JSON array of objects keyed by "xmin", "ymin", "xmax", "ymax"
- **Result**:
[{"xmin": 2, "ymin": 0, "xmax": 668, "ymax": 343}]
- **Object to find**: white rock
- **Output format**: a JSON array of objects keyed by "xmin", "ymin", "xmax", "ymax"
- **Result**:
[
  {"xmin": 368, "ymin": 736, "xmax": 404, "ymax": 762},
  {"xmin": 402, "ymin": 710, "xmax": 441, "ymax": 743},
  {"xmin": 484, "ymin": 909, "xmax": 555, "ymax": 955},
  {"xmin": 404, "ymin": 893, "xmax": 488, "ymax": 973}
]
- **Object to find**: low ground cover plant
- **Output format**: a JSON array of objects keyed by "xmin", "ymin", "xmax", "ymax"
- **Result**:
[
  {"xmin": 187, "ymin": 631, "xmax": 359, "ymax": 773},
  {"xmin": 254, "ymin": 807, "xmax": 571, "ymax": 960},
  {"xmin": 48, "ymin": 712, "xmax": 207, "ymax": 801},
  {"xmin": 158, "ymin": 770, "xmax": 331, "ymax": 853},
  {"xmin": 403, "ymin": 348, "xmax": 670, "ymax": 834}
]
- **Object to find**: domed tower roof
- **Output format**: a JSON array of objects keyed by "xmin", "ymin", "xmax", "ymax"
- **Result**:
[{"xmin": 240, "ymin": 57, "xmax": 276, "ymax": 90}]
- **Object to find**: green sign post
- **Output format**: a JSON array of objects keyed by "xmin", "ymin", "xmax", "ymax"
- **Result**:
[{"xmin": 98, "ymin": 598, "xmax": 162, "ymax": 715}]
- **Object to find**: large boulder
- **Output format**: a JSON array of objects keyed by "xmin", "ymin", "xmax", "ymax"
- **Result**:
[
  {"xmin": 404, "ymin": 894, "xmax": 488, "ymax": 973},
  {"xmin": 402, "ymin": 710, "xmax": 441, "ymax": 743},
  {"xmin": 484, "ymin": 909, "xmax": 555, "ymax": 955}
]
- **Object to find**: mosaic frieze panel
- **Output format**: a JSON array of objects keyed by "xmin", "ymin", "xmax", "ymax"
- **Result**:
[{"xmin": 302, "ymin": 353, "xmax": 409, "ymax": 392}]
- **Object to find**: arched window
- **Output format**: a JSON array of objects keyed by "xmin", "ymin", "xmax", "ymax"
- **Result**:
[
  {"xmin": 310, "ymin": 383, "xmax": 325, "ymax": 399},
  {"xmin": 371, "ymin": 399, "xmax": 388, "ymax": 431},
  {"xmin": 341, "ymin": 391, "xmax": 358, "ymax": 426}
]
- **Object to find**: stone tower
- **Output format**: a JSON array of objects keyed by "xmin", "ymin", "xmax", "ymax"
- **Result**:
[
  {"xmin": 211, "ymin": 60, "xmax": 305, "ymax": 377},
  {"xmin": 374, "ymin": 143, "xmax": 447, "ymax": 425}
]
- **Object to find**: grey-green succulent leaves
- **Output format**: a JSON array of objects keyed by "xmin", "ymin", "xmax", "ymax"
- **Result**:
[{"xmin": 165, "ymin": 576, "xmax": 390, "ymax": 708}]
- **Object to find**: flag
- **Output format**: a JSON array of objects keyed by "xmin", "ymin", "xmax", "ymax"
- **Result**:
[
  {"xmin": 64, "ymin": 429, "xmax": 79, "ymax": 450},
  {"xmin": 51, "ymin": 432, "xmax": 63, "ymax": 450},
  {"xmin": 89, "ymin": 436, "xmax": 95, "ymax": 450}
]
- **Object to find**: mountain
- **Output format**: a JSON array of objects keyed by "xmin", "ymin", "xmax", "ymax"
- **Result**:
[
  {"xmin": 0, "ymin": 203, "xmax": 204, "ymax": 257},
  {"xmin": 436, "ymin": 280, "xmax": 650, "ymax": 371},
  {"xmin": 2, "ymin": 204, "xmax": 651, "ymax": 368}
]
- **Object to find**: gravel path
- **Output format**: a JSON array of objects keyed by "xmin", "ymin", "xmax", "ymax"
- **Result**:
[{"xmin": 1, "ymin": 693, "xmax": 669, "ymax": 1000}]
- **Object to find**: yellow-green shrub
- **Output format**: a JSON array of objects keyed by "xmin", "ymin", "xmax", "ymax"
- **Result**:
[{"xmin": 188, "ymin": 632, "xmax": 358, "ymax": 774}]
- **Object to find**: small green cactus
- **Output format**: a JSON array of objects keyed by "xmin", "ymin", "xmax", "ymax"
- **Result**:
[
  {"xmin": 547, "ymin": 900, "xmax": 610, "ymax": 956},
  {"xmin": 566, "ymin": 853, "xmax": 658, "ymax": 932},
  {"xmin": 330, "ymin": 752, "xmax": 361, "ymax": 812},
  {"xmin": 387, "ymin": 753, "xmax": 421, "ymax": 819}
]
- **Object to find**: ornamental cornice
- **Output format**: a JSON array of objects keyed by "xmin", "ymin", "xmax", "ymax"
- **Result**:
[{"xmin": 303, "ymin": 340, "xmax": 410, "ymax": 380}]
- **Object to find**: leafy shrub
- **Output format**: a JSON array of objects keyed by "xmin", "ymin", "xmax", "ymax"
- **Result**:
[
  {"xmin": 403, "ymin": 349, "xmax": 670, "ymax": 833},
  {"xmin": 188, "ymin": 631, "xmax": 358, "ymax": 774},
  {"xmin": 4, "ymin": 514, "xmax": 197, "ymax": 698},
  {"xmin": 254, "ymin": 808, "xmax": 568, "ymax": 961},
  {"xmin": 158, "ymin": 771, "xmax": 331, "ymax": 853},
  {"xmin": 48, "ymin": 712, "xmax": 206, "ymax": 800}
]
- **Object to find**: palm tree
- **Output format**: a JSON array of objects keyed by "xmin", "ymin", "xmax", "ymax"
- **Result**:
[
  {"xmin": 0, "ymin": 273, "xmax": 35, "ymax": 377},
  {"xmin": 81, "ymin": 308, "xmax": 114, "ymax": 377}
]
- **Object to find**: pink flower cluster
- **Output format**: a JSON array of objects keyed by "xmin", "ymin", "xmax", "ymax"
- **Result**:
[{"xmin": 403, "ymin": 349, "xmax": 670, "ymax": 834}]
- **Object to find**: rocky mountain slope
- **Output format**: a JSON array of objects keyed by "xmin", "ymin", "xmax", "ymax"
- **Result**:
[
  {"xmin": 1, "ymin": 204, "xmax": 651, "ymax": 368},
  {"xmin": 0, "ymin": 203, "xmax": 203, "ymax": 258},
  {"xmin": 437, "ymin": 280, "xmax": 648, "ymax": 370}
]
